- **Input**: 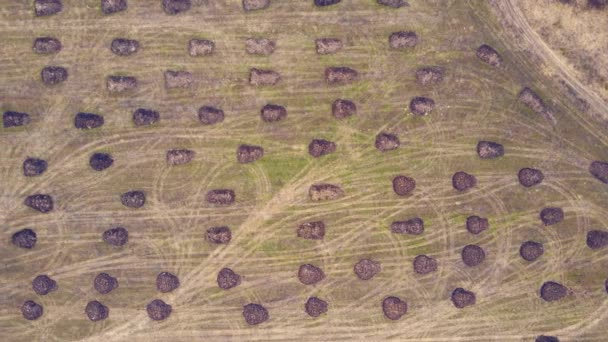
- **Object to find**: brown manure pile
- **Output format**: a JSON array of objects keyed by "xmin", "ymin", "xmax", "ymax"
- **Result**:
[
  {"xmin": 32, "ymin": 274, "xmax": 57, "ymax": 295},
  {"xmin": 389, "ymin": 31, "xmax": 418, "ymax": 49},
  {"xmin": 21, "ymin": 300, "xmax": 43, "ymax": 320},
  {"xmin": 217, "ymin": 268, "xmax": 241, "ymax": 289},
  {"xmin": 41, "ymin": 66, "xmax": 68, "ymax": 85},
  {"xmin": 520, "ymin": 241, "xmax": 544, "ymax": 261},
  {"xmin": 409, "ymin": 96, "xmax": 435, "ymax": 116},
  {"xmin": 391, "ymin": 217, "xmax": 423, "ymax": 235},
  {"xmin": 250, "ymin": 68, "xmax": 281, "ymax": 86},
  {"xmin": 243, "ymin": 0, "xmax": 270, "ymax": 11},
  {"xmin": 382, "ymin": 296, "xmax": 407, "ymax": 320},
  {"xmin": 206, "ymin": 189, "xmax": 235, "ymax": 205},
  {"xmin": 353, "ymin": 259, "xmax": 381, "ymax": 280},
  {"xmin": 375, "ymin": 132, "xmax": 400, "ymax": 151},
  {"xmin": 35, "ymin": 0, "xmax": 62, "ymax": 16},
  {"xmin": 451, "ymin": 288, "xmax": 475, "ymax": 308},
  {"xmin": 101, "ymin": 0, "xmax": 127, "ymax": 14},
  {"xmin": 452, "ymin": 171, "xmax": 476, "ymax": 191},
  {"xmin": 589, "ymin": 161, "xmax": 608, "ymax": 183},
  {"xmin": 309, "ymin": 139, "xmax": 336, "ymax": 158},
  {"xmin": 147, "ymin": 299, "xmax": 172, "ymax": 320},
  {"xmin": 316, "ymin": 38, "xmax": 343, "ymax": 54},
  {"xmin": 3, "ymin": 111, "xmax": 30, "ymax": 128},
  {"xmin": 33, "ymin": 37, "xmax": 61, "ymax": 54},
  {"xmin": 297, "ymin": 221, "xmax": 325, "ymax": 240},
  {"xmin": 461, "ymin": 244, "xmax": 485, "ymax": 267},
  {"xmin": 466, "ymin": 215, "xmax": 488, "ymax": 235},
  {"xmin": 518, "ymin": 167, "xmax": 544, "ymax": 187},
  {"xmin": 12, "ymin": 229, "xmax": 37, "ymax": 249},
  {"xmin": 165, "ymin": 70, "xmax": 193, "ymax": 89},
  {"xmin": 298, "ymin": 264, "xmax": 325, "ymax": 285},
  {"xmin": 325, "ymin": 67, "xmax": 358, "ymax": 85},
  {"xmin": 102, "ymin": 227, "xmax": 128, "ymax": 246},
  {"xmin": 415, "ymin": 66, "xmax": 444, "ymax": 86},
  {"xmin": 246, "ymin": 38, "xmax": 276, "ymax": 55},
  {"xmin": 413, "ymin": 255, "xmax": 437, "ymax": 274},
  {"xmin": 207, "ymin": 226, "xmax": 232, "ymax": 244},
  {"xmin": 309, "ymin": 183, "xmax": 344, "ymax": 201},
  {"xmin": 477, "ymin": 141, "xmax": 504, "ymax": 159},
  {"xmin": 476, "ymin": 44, "xmax": 502, "ymax": 67},
  {"xmin": 237, "ymin": 144, "xmax": 264, "ymax": 163},
  {"xmin": 94, "ymin": 273, "xmax": 118, "ymax": 294},
  {"xmin": 74, "ymin": 112, "xmax": 104, "ymax": 129},
  {"xmin": 392, "ymin": 175, "xmax": 416, "ymax": 196},
  {"xmin": 120, "ymin": 190, "xmax": 145, "ymax": 208},
  {"xmin": 332, "ymin": 99, "xmax": 356, "ymax": 119},
  {"xmin": 89, "ymin": 153, "xmax": 113, "ymax": 171},
  {"xmin": 189, "ymin": 39, "xmax": 215, "ymax": 56},
  {"xmin": 162, "ymin": 0, "xmax": 191, "ymax": 15},
  {"xmin": 540, "ymin": 207, "xmax": 564, "ymax": 226},
  {"xmin": 586, "ymin": 230, "xmax": 608, "ymax": 249},
  {"xmin": 166, "ymin": 149, "xmax": 195, "ymax": 165},
  {"xmin": 107, "ymin": 76, "xmax": 137, "ymax": 93},
  {"xmin": 111, "ymin": 38, "xmax": 139, "ymax": 56}
]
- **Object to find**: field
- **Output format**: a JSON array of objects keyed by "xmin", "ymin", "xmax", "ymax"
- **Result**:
[{"xmin": 1, "ymin": 0, "xmax": 607, "ymax": 341}]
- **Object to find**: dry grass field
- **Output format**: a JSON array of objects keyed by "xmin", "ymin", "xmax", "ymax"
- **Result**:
[{"xmin": 1, "ymin": 0, "xmax": 607, "ymax": 341}]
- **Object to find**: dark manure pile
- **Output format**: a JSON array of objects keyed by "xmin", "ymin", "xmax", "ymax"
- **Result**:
[
  {"xmin": 461, "ymin": 244, "xmax": 485, "ymax": 267},
  {"xmin": 206, "ymin": 189, "xmax": 235, "ymax": 205},
  {"xmin": 243, "ymin": 0, "xmax": 270, "ymax": 11},
  {"xmin": 12, "ymin": 228, "xmax": 37, "ymax": 249},
  {"xmin": 325, "ymin": 67, "xmax": 358, "ymax": 85},
  {"xmin": 332, "ymin": 99, "xmax": 356, "ymax": 119},
  {"xmin": 314, "ymin": 0, "xmax": 341, "ymax": 6},
  {"xmin": 391, "ymin": 217, "xmax": 424, "ymax": 235},
  {"xmin": 539, "ymin": 207, "xmax": 564, "ymax": 226},
  {"xmin": 23, "ymin": 158, "xmax": 47, "ymax": 177},
  {"xmin": 249, "ymin": 68, "xmax": 281, "ymax": 86},
  {"xmin": 35, "ymin": 0, "xmax": 62, "ymax": 16},
  {"xmin": 243, "ymin": 303, "xmax": 269, "ymax": 325},
  {"xmin": 147, "ymin": 299, "xmax": 172, "ymax": 320},
  {"xmin": 451, "ymin": 288, "xmax": 475, "ymax": 308},
  {"xmin": 189, "ymin": 39, "xmax": 215, "ymax": 56},
  {"xmin": 378, "ymin": 0, "xmax": 408, "ymax": 8},
  {"xmin": 389, "ymin": 31, "xmax": 418, "ymax": 49},
  {"xmin": 452, "ymin": 171, "xmax": 476, "ymax": 191},
  {"xmin": 164, "ymin": 70, "xmax": 193, "ymax": 89},
  {"xmin": 536, "ymin": 336, "xmax": 560, "ymax": 342},
  {"xmin": 156, "ymin": 272, "xmax": 180, "ymax": 293},
  {"xmin": 309, "ymin": 139, "xmax": 336, "ymax": 158},
  {"xmin": 589, "ymin": 161, "xmax": 608, "ymax": 183},
  {"xmin": 217, "ymin": 268, "xmax": 241, "ymax": 289},
  {"xmin": 539, "ymin": 281, "xmax": 568, "ymax": 302},
  {"xmin": 74, "ymin": 112, "xmax": 104, "ymax": 129},
  {"xmin": 477, "ymin": 141, "xmax": 504, "ymax": 159},
  {"xmin": 198, "ymin": 106, "xmax": 224, "ymax": 125},
  {"xmin": 246, "ymin": 38, "xmax": 276, "ymax": 55},
  {"xmin": 32, "ymin": 275, "xmax": 57, "ymax": 295},
  {"xmin": 375, "ymin": 132, "xmax": 400, "ymax": 151},
  {"xmin": 520, "ymin": 241, "xmax": 544, "ymax": 261},
  {"xmin": 413, "ymin": 255, "xmax": 437, "ymax": 274},
  {"xmin": 21, "ymin": 300, "xmax": 43, "ymax": 320},
  {"xmin": 298, "ymin": 264, "xmax": 325, "ymax": 285},
  {"xmin": 415, "ymin": 66, "xmax": 444, "ymax": 86},
  {"xmin": 94, "ymin": 273, "xmax": 118, "ymax": 294},
  {"xmin": 305, "ymin": 297, "xmax": 328, "ymax": 317},
  {"xmin": 309, "ymin": 183, "xmax": 344, "ymax": 201},
  {"xmin": 133, "ymin": 108, "xmax": 159, "ymax": 126},
  {"xmin": 207, "ymin": 226, "xmax": 232, "ymax": 244},
  {"xmin": 297, "ymin": 221, "xmax": 325, "ymax": 240},
  {"xmin": 102, "ymin": 227, "xmax": 128, "ymax": 246},
  {"xmin": 476, "ymin": 44, "xmax": 502, "ymax": 67},
  {"xmin": 107, "ymin": 76, "xmax": 137, "ymax": 93},
  {"xmin": 353, "ymin": 259, "xmax": 381, "ymax": 280},
  {"xmin": 382, "ymin": 296, "xmax": 407, "ymax": 320},
  {"xmin": 261, "ymin": 104, "xmax": 287, "ymax": 122},
  {"xmin": 410, "ymin": 96, "xmax": 435, "ymax": 116},
  {"xmin": 586, "ymin": 230, "xmax": 608, "ymax": 249},
  {"xmin": 166, "ymin": 149, "xmax": 195, "ymax": 165},
  {"xmin": 41, "ymin": 66, "xmax": 68, "ymax": 85},
  {"xmin": 315, "ymin": 38, "xmax": 343, "ymax": 54},
  {"xmin": 33, "ymin": 37, "xmax": 62, "ymax": 54},
  {"xmin": 111, "ymin": 38, "xmax": 139, "ymax": 56},
  {"xmin": 85, "ymin": 301, "xmax": 109, "ymax": 321},
  {"xmin": 120, "ymin": 190, "xmax": 146, "ymax": 208},
  {"xmin": 162, "ymin": 0, "xmax": 191, "ymax": 15},
  {"xmin": 3, "ymin": 111, "xmax": 30, "ymax": 128},
  {"xmin": 101, "ymin": 0, "xmax": 128, "ymax": 14},
  {"xmin": 392, "ymin": 175, "xmax": 416, "ymax": 196},
  {"xmin": 237, "ymin": 144, "xmax": 264, "ymax": 163},
  {"xmin": 518, "ymin": 167, "xmax": 544, "ymax": 187},
  {"xmin": 466, "ymin": 215, "xmax": 488, "ymax": 235},
  {"xmin": 24, "ymin": 194, "xmax": 54, "ymax": 213},
  {"xmin": 90, "ymin": 153, "xmax": 113, "ymax": 171}
]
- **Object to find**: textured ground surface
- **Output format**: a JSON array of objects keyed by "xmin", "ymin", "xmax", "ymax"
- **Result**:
[{"xmin": 1, "ymin": 0, "xmax": 608, "ymax": 341}]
